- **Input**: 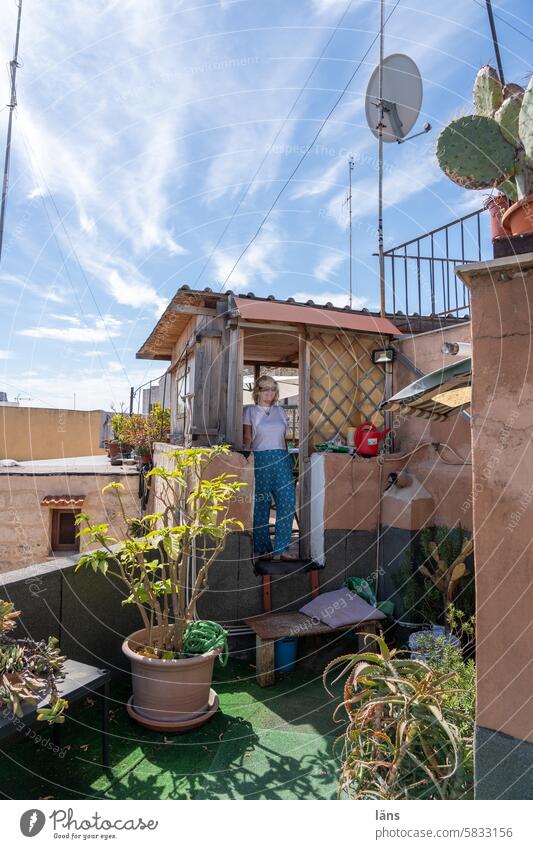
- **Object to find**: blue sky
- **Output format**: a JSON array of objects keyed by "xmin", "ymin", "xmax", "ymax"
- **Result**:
[{"xmin": 0, "ymin": 0, "xmax": 531, "ymax": 410}]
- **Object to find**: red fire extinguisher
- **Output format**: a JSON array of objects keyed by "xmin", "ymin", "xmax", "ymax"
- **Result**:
[{"xmin": 354, "ymin": 422, "xmax": 390, "ymax": 457}]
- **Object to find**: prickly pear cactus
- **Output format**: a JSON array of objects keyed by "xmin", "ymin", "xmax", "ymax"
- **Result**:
[
  {"xmin": 519, "ymin": 76, "xmax": 533, "ymax": 166},
  {"xmin": 495, "ymin": 93, "xmax": 523, "ymax": 145},
  {"xmin": 436, "ymin": 115, "xmax": 515, "ymax": 189},
  {"xmin": 473, "ymin": 65, "xmax": 503, "ymax": 116},
  {"xmin": 437, "ymin": 65, "xmax": 533, "ymax": 202}
]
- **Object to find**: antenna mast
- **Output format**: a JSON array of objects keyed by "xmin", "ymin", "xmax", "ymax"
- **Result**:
[
  {"xmin": 377, "ymin": 0, "xmax": 386, "ymax": 317},
  {"xmin": 348, "ymin": 156, "xmax": 354, "ymax": 309},
  {"xmin": 0, "ymin": 0, "xmax": 23, "ymax": 263}
]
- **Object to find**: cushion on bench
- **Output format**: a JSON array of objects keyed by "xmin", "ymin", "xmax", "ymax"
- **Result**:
[{"xmin": 299, "ymin": 588, "xmax": 386, "ymax": 628}]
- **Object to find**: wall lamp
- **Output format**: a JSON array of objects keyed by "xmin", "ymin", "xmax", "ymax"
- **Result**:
[{"xmin": 372, "ymin": 348, "xmax": 395, "ymax": 365}]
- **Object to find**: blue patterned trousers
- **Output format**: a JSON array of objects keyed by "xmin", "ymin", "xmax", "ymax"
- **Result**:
[{"xmin": 253, "ymin": 450, "xmax": 296, "ymax": 555}]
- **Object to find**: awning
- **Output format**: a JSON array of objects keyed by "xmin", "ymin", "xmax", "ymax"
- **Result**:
[
  {"xmin": 381, "ymin": 357, "xmax": 471, "ymax": 421},
  {"xmin": 40, "ymin": 495, "xmax": 86, "ymax": 508}
]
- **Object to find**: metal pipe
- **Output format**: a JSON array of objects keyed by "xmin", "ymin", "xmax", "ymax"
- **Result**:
[
  {"xmin": 0, "ymin": 0, "xmax": 23, "ymax": 262},
  {"xmin": 485, "ymin": 0, "xmax": 505, "ymax": 86},
  {"xmin": 378, "ymin": 0, "xmax": 386, "ymax": 317}
]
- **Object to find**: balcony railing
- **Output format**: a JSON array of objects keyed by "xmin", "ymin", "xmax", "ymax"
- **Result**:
[{"xmin": 380, "ymin": 208, "xmax": 488, "ymax": 330}]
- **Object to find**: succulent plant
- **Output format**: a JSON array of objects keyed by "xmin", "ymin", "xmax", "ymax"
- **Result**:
[{"xmin": 437, "ymin": 65, "xmax": 533, "ymax": 202}]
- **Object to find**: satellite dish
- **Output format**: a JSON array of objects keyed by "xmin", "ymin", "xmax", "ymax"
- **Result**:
[{"xmin": 365, "ymin": 54, "xmax": 423, "ymax": 143}]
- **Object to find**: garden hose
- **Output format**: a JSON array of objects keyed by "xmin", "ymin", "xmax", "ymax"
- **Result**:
[{"xmin": 181, "ymin": 620, "xmax": 229, "ymax": 666}]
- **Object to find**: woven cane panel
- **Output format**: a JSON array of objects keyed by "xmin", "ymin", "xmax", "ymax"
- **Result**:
[{"xmin": 308, "ymin": 332, "xmax": 385, "ymax": 448}]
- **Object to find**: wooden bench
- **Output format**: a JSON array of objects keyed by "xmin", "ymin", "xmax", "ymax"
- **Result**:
[
  {"xmin": 0, "ymin": 659, "xmax": 111, "ymax": 771},
  {"xmin": 243, "ymin": 611, "xmax": 381, "ymax": 687}
]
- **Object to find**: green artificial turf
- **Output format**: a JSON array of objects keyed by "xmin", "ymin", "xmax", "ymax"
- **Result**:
[{"xmin": 0, "ymin": 659, "xmax": 345, "ymax": 800}]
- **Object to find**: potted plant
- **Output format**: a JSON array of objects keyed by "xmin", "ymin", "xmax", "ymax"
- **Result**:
[
  {"xmin": 108, "ymin": 412, "xmax": 132, "ymax": 463},
  {"xmin": 436, "ymin": 66, "xmax": 533, "ymax": 255},
  {"xmin": 407, "ymin": 526, "xmax": 472, "ymax": 658},
  {"xmin": 0, "ymin": 600, "xmax": 68, "ymax": 724},
  {"xmin": 120, "ymin": 404, "xmax": 171, "ymax": 464},
  {"xmin": 75, "ymin": 445, "xmax": 247, "ymax": 731}
]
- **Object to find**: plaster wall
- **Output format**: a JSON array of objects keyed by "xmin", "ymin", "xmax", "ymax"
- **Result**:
[
  {"xmin": 1, "ymin": 407, "xmax": 107, "ymax": 461},
  {"xmin": 152, "ymin": 442, "xmax": 254, "ymax": 530},
  {"xmin": 393, "ymin": 323, "xmax": 472, "ymax": 462},
  {"xmin": 460, "ymin": 255, "xmax": 533, "ymax": 748},
  {"xmin": 0, "ymin": 468, "xmax": 140, "ymax": 573},
  {"xmin": 320, "ymin": 451, "xmax": 471, "ymax": 533}
]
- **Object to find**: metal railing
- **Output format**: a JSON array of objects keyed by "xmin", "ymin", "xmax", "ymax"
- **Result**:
[{"xmin": 380, "ymin": 208, "xmax": 488, "ymax": 328}]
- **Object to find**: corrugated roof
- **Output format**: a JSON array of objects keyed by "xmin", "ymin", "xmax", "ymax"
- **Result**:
[
  {"xmin": 234, "ymin": 296, "xmax": 400, "ymax": 335},
  {"xmin": 381, "ymin": 357, "xmax": 471, "ymax": 421},
  {"xmin": 136, "ymin": 287, "xmax": 401, "ymax": 361}
]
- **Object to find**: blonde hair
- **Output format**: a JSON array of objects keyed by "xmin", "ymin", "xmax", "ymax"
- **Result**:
[{"xmin": 252, "ymin": 375, "xmax": 279, "ymax": 405}]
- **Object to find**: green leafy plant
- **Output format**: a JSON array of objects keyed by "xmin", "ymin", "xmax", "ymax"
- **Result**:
[
  {"xmin": 437, "ymin": 66, "xmax": 533, "ymax": 201},
  {"xmin": 0, "ymin": 600, "xmax": 68, "ymax": 724},
  {"xmin": 110, "ymin": 412, "xmax": 129, "ymax": 444},
  {"xmin": 75, "ymin": 445, "xmax": 247, "ymax": 659},
  {"xmin": 393, "ymin": 526, "xmax": 474, "ymax": 627},
  {"xmin": 119, "ymin": 403, "xmax": 171, "ymax": 458},
  {"xmin": 415, "ymin": 617, "xmax": 476, "ymax": 798},
  {"xmin": 324, "ymin": 633, "xmax": 465, "ymax": 799}
]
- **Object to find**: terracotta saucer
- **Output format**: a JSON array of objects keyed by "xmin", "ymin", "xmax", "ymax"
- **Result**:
[{"xmin": 126, "ymin": 689, "xmax": 219, "ymax": 733}]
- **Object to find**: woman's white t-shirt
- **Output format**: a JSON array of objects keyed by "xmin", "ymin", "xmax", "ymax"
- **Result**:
[{"xmin": 243, "ymin": 404, "xmax": 289, "ymax": 451}]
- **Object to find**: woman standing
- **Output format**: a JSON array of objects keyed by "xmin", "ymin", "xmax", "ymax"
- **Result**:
[{"xmin": 243, "ymin": 375, "xmax": 297, "ymax": 561}]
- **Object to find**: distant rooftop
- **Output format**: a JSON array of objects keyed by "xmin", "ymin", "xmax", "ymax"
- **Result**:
[{"xmin": 0, "ymin": 455, "xmax": 138, "ymax": 475}]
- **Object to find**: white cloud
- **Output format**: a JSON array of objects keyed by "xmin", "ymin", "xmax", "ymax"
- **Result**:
[
  {"xmin": 210, "ymin": 223, "xmax": 281, "ymax": 290},
  {"xmin": 49, "ymin": 314, "xmax": 82, "ymax": 324},
  {"xmin": 314, "ymin": 251, "xmax": 345, "ymax": 282},
  {"xmin": 0, "ymin": 350, "xmax": 13, "ymax": 360},
  {"xmin": 17, "ymin": 316, "xmax": 122, "ymax": 343},
  {"xmin": 108, "ymin": 270, "xmax": 167, "ymax": 315}
]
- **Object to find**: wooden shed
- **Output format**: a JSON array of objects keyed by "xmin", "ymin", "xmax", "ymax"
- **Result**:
[{"xmin": 137, "ymin": 287, "xmax": 400, "ymax": 555}]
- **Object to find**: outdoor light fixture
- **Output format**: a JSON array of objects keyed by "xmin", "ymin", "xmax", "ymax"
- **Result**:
[{"xmin": 372, "ymin": 348, "xmax": 395, "ymax": 365}]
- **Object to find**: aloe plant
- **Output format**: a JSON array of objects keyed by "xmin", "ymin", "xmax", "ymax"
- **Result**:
[
  {"xmin": 437, "ymin": 65, "xmax": 533, "ymax": 201},
  {"xmin": 324, "ymin": 634, "xmax": 465, "ymax": 799}
]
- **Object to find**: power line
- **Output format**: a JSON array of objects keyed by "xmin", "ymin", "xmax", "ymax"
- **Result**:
[
  {"xmin": 220, "ymin": 0, "xmax": 402, "ymax": 291},
  {"xmin": 471, "ymin": 0, "xmax": 533, "ymax": 46},
  {"xmin": 194, "ymin": 0, "xmax": 358, "ymax": 289}
]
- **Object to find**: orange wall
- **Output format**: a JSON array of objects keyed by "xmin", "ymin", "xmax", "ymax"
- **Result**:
[{"xmin": 1, "ymin": 407, "xmax": 107, "ymax": 461}]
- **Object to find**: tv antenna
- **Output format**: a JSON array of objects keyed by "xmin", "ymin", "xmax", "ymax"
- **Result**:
[
  {"xmin": 0, "ymin": 0, "xmax": 23, "ymax": 263},
  {"xmin": 342, "ymin": 156, "xmax": 355, "ymax": 309},
  {"xmin": 365, "ymin": 1, "xmax": 428, "ymax": 316}
]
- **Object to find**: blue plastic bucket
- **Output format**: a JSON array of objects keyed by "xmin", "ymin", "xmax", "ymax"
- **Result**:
[{"xmin": 275, "ymin": 637, "xmax": 298, "ymax": 673}]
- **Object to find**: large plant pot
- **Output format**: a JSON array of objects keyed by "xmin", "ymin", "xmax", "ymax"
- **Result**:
[
  {"xmin": 501, "ymin": 193, "xmax": 533, "ymax": 236},
  {"xmin": 122, "ymin": 627, "xmax": 219, "ymax": 731}
]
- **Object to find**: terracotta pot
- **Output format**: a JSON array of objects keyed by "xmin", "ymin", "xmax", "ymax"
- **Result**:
[
  {"xmin": 485, "ymin": 194, "xmax": 511, "ymax": 240},
  {"xmin": 501, "ymin": 192, "xmax": 533, "ymax": 236},
  {"xmin": 122, "ymin": 627, "xmax": 218, "ymax": 724}
]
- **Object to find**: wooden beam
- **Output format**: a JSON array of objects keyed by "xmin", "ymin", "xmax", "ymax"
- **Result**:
[
  {"xmin": 256, "ymin": 637, "xmax": 275, "ymax": 687},
  {"xmin": 170, "ymin": 304, "xmax": 217, "ymax": 317}
]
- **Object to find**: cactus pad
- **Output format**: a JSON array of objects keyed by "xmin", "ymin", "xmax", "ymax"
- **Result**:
[
  {"xmin": 436, "ymin": 115, "xmax": 515, "ymax": 189},
  {"xmin": 495, "ymin": 93, "xmax": 523, "ymax": 145},
  {"xmin": 473, "ymin": 65, "xmax": 503, "ymax": 116},
  {"xmin": 498, "ymin": 179, "xmax": 518, "ymax": 201},
  {"xmin": 519, "ymin": 76, "xmax": 533, "ymax": 166}
]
